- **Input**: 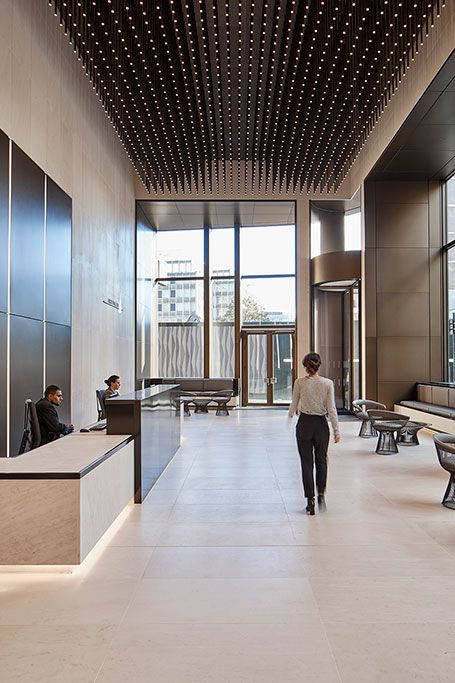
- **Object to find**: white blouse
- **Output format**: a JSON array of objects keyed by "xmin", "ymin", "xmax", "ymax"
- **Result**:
[{"xmin": 288, "ymin": 375, "xmax": 339, "ymax": 437}]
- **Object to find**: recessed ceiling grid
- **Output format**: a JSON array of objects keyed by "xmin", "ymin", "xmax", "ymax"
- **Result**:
[{"xmin": 49, "ymin": 0, "xmax": 446, "ymax": 195}]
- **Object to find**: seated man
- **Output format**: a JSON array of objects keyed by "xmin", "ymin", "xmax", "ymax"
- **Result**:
[{"xmin": 36, "ymin": 385, "xmax": 74, "ymax": 445}]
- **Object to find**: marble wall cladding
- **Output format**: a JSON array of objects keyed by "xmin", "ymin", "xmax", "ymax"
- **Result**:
[
  {"xmin": 0, "ymin": 479, "xmax": 80, "ymax": 565},
  {"xmin": 0, "ymin": 0, "xmax": 137, "ymax": 428}
]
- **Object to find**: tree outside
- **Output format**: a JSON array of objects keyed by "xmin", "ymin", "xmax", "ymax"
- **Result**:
[{"xmin": 220, "ymin": 295, "xmax": 271, "ymax": 324}]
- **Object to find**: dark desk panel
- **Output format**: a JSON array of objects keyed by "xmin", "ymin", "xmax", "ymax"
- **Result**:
[
  {"xmin": 9, "ymin": 315, "xmax": 44, "ymax": 457},
  {"xmin": 45, "ymin": 322, "xmax": 71, "ymax": 424},
  {"xmin": 0, "ymin": 312, "xmax": 6, "ymax": 456},
  {"xmin": 0, "ymin": 131, "xmax": 8, "ymax": 314},
  {"xmin": 46, "ymin": 178, "xmax": 71, "ymax": 326},
  {"xmin": 106, "ymin": 385, "xmax": 180, "ymax": 502},
  {"xmin": 10, "ymin": 144, "xmax": 45, "ymax": 320}
]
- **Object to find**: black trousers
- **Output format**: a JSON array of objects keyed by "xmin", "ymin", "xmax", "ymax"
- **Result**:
[{"xmin": 296, "ymin": 414, "xmax": 330, "ymax": 499}]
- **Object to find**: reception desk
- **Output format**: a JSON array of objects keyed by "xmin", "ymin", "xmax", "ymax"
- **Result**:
[
  {"xmin": 0, "ymin": 433, "xmax": 134, "ymax": 565},
  {"xmin": 106, "ymin": 384, "xmax": 180, "ymax": 503}
]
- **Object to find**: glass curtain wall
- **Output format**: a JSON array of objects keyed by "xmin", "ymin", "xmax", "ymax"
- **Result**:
[
  {"xmin": 156, "ymin": 228, "xmax": 204, "ymax": 377},
  {"xmin": 147, "ymin": 202, "xmax": 296, "ymax": 381},
  {"xmin": 445, "ymin": 176, "xmax": 455, "ymax": 381},
  {"xmin": 210, "ymin": 227, "xmax": 235, "ymax": 377},
  {"xmin": 240, "ymin": 224, "xmax": 296, "ymax": 326}
]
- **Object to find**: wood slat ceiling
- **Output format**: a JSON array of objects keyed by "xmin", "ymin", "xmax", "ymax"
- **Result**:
[{"xmin": 49, "ymin": 0, "xmax": 446, "ymax": 195}]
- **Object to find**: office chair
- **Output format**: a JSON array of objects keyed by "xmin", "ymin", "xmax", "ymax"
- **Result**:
[
  {"xmin": 18, "ymin": 399, "xmax": 42, "ymax": 455},
  {"xmin": 96, "ymin": 389, "xmax": 106, "ymax": 420}
]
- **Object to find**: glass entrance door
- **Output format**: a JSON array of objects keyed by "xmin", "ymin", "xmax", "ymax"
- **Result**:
[
  {"xmin": 242, "ymin": 331, "xmax": 295, "ymax": 406},
  {"xmin": 313, "ymin": 281, "xmax": 360, "ymax": 412}
]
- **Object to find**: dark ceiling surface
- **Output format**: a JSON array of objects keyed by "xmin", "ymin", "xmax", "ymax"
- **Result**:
[
  {"xmin": 311, "ymin": 189, "xmax": 361, "ymax": 214},
  {"xmin": 50, "ymin": 1, "xmax": 447, "ymax": 194},
  {"xmin": 368, "ymin": 50, "xmax": 455, "ymax": 181},
  {"xmin": 138, "ymin": 200, "xmax": 295, "ymax": 230}
]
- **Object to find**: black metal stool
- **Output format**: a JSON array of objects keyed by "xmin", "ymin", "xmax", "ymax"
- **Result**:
[
  {"xmin": 367, "ymin": 410, "xmax": 409, "ymax": 456},
  {"xmin": 373, "ymin": 421, "xmax": 405, "ymax": 455}
]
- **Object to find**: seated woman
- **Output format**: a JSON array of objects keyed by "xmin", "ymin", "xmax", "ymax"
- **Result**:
[{"xmin": 102, "ymin": 375, "xmax": 121, "ymax": 413}]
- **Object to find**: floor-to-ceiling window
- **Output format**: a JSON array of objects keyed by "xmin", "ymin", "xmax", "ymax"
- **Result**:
[
  {"xmin": 156, "ymin": 228, "xmax": 204, "ymax": 377},
  {"xmin": 210, "ymin": 227, "xmax": 235, "ymax": 377},
  {"xmin": 136, "ymin": 201, "xmax": 296, "ymax": 398},
  {"xmin": 239, "ymin": 222, "xmax": 296, "ymax": 404},
  {"xmin": 445, "ymin": 175, "xmax": 455, "ymax": 381}
]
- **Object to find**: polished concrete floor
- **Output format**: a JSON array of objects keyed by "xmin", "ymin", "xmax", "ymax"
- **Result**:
[{"xmin": 2, "ymin": 411, "xmax": 455, "ymax": 682}]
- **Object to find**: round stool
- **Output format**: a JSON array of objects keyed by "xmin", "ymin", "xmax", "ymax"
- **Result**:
[
  {"xmin": 397, "ymin": 421, "xmax": 429, "ymax": 446},
  {"xmin": 374, "ymin": 421, "xmax": 405, "ymax": 455}
]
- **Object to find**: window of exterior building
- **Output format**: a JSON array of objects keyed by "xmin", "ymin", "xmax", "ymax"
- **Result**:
[
  {"xmin": 149, "ymin": 204, "xmax": 296, "ymax": 379},
  {"xmin": 240, "ymin": 224, "xmax": 296, "ymax": 328},
  {"xmin": 156, "ymin": 229, "xmax": 203, "ymax": 278}
]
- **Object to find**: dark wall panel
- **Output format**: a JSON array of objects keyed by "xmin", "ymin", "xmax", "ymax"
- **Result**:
[
  {"xmin": 9, "ymin": 315, "xmax": 43, "ymax": 457},
  {"xmin": 364, "ymin": 179, "xmax": 442, "ymax": 407},
  {"xmin": 45, "ymin": 322, "xmax": 71, "ymax": 424},
  {"xmin": 0, "ymin": 312, "xmax": 7, "ymax": 456},
  {"xmin": 46, "ymin": 178, "xmax": 72, "ymax": 326},
  {"xmin": 10, "ymin": 144, "xmax": 44, "ymax": 320},
  {"xmin": 0, "ymin": 132, "xmax": 8, "ymax": 314}
]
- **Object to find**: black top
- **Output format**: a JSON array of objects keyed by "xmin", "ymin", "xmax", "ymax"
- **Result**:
[
  {"xmin": 102, "ymin": 387, "xmax": 119, "ymax": 407},
  {"xmin": 35, "ymin": 397, "xmax": 66, "ymax": 445},
  {"xmin": 107, "ymin": 385, "xmax": 179, "ymax": 403}
]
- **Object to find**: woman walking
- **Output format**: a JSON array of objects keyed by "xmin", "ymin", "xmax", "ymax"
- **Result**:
[{"xmin": 288, "ymin": 353, "xmax": 340, "ymax": 515}]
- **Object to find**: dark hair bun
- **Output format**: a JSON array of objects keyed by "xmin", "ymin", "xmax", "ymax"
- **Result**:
[
  {"xmin": 105, "ymin": 374, "xmax": 120, "ymax": 387},
  {"xmin": 303, "ymin": 352, "xmax": 322, "ymax": 374}
]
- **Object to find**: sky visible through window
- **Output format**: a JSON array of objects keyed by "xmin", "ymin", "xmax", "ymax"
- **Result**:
[
  {"xmin": 156, "ymin": 224, "xmax": 296, "ymax": 324},
  {"xmin": 344, "ymin": 211, "xmax": 362, "ymax": 251}
]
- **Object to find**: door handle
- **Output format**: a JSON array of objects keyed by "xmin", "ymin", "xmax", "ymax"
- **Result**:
[
  {"xmin": 263, "ymin": 378, "xmax": 270, "ymax": 385},
  {"xmin": 271, "ymin": 377, "xmax": 277, "ymax": 384}
]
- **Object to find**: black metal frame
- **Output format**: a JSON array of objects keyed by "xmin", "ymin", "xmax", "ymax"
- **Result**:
[{"xmin": 241, "ymin": 328, "xmax": 296, "ymax": 407}]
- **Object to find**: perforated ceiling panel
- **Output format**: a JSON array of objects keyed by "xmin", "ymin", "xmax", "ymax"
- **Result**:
[{"xmin": 49, "ymin": 0, "xmax": 446, "ymax": 194}]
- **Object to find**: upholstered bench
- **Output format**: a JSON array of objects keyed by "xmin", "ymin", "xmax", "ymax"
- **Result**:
[
  {"xmin": 395, "ymin": 383, "xmax": 455, "ymax": 435},
  {"xmin": 148, "ymin": 378, "xmax": 239, "ymax": 413}
]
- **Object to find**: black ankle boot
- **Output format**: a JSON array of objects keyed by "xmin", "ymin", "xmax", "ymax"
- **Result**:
[
  {"xmin": 306, "ymin": 498, "xmax": 315, "ymax": 515},
  {"xmin": 317, "ymin": 493, "xmax": 326, "ymax": 509}
]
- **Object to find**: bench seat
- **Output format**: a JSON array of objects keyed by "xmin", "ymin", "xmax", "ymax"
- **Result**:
[
  {"xmin": 395, "ymin": 383, "xmax": 455, "ymax": 436},
  {"xmin": 400, "ymin": 401, "xmax": 455, "ymax": 419}
]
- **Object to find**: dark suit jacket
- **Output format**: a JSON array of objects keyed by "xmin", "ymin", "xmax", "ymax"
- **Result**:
[{"xmin": 35, "ymin": 398, "xmax": 66, "ymax": 445}]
